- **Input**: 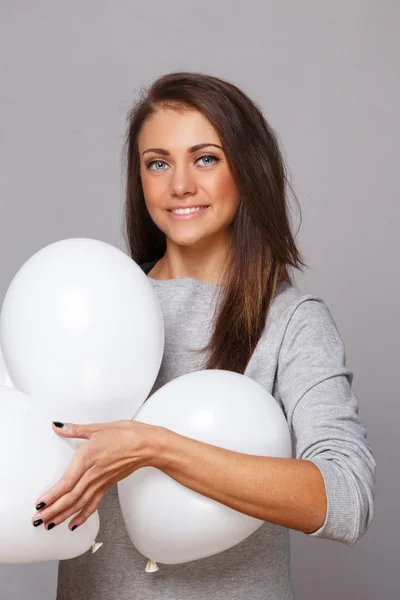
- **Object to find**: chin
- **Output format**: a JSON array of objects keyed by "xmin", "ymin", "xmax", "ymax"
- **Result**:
[
  {"xmin": 170, "ymin": 236, "xmax": 206, "ymax": 247},
  {"xmin": 168, "ymin": 227, "xmax": 216, "ymax": 246}
]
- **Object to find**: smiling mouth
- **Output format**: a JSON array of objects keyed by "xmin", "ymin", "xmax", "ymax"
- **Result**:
[
  {"xmin": 167, "ymin": 205, "xmax": 210, "ymax": 212},
  {"xmin": 167, "ymin": 205, "xmax": 211, "ymax": 219}
]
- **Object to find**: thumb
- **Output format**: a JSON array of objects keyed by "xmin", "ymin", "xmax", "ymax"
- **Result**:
[{"xmin": 52, "ymin": 421, "xmax": 100, "ymax": 439}]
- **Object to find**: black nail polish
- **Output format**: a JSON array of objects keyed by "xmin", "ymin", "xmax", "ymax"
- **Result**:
[
  {"xmin": 47, "ymin": 522, "xmax": 56, "ymax": 530},
  {"xmin": 71, "ymin": 524, "xmax": 78, "ymax": 531},
  {"xmin": 33, "ymin": 519, "xmax": 43, "ymax": 527},
  {"xmin": 36, "ymin": 502, "xmax": 46, "ymax": 510},
  {"xmin": 53, "ymin": 421, "xmax": 64, "ymax": 428}
]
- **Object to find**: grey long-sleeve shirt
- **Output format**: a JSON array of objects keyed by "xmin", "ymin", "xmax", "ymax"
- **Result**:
[{"xmin": 56, "ymin": 269, "xmax": 375, "ymax": 600}]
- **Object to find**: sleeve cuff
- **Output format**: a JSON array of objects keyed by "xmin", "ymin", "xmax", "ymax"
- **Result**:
[{"xmin": 305, "ymin": 458, "xmax": 360, "ymax": 546}]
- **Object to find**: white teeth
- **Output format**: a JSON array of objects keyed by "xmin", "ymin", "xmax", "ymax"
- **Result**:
[{"xmin": 171, "ymin": 206, "xmax": 208, "ymax": 215}]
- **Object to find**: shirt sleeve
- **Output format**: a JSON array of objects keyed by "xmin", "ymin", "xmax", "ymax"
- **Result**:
[{"xmin": 274, "ymin": 297, "xmax": 376, "ymax": 546}]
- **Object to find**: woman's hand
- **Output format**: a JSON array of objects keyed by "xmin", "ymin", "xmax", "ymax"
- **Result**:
[{"xmin": 31, "ymin": 419, "xmax": 160, "ymax": 531}]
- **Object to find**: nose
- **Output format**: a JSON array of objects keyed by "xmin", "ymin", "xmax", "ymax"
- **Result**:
[{"xmin": 168, "ymin": 163, "xmax": 197, "ymax": 198}]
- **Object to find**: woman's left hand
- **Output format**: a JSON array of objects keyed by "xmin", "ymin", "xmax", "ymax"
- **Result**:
[{"xmin": 31, "ymin": 419, "xmax": 160, "ymax": 531}]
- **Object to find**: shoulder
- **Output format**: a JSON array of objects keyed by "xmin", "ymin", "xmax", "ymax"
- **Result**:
[
  {"xmin": 271, "ymin": 281, "xmax": 330, "ymax": 324},
  {"xmin": 264, "ymin": 282, "xmax": 341, "ymax": 354}
]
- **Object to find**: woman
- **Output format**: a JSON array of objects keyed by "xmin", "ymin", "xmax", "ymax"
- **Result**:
[{"xmin": 33, "ymin": 72, "xmax": 375, "ymax": 600}]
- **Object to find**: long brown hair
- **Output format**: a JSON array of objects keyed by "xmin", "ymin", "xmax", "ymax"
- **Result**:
[{"xmin": 122, "ymin": 71, "xmax": 307, "ymax": 374}]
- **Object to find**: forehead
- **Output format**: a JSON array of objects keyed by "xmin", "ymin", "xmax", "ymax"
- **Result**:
[{"xmin": 138, "ymin": 106, "xmax": 220, "ymax": 149}]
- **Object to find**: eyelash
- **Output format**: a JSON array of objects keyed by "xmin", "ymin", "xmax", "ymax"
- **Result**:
[{"xmin": 145, "ymin": 154, "xmax": 220, "ymax": 171}]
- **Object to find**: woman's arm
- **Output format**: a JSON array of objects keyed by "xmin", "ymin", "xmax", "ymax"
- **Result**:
[
  {"xmin": 151, "ymin": 426, "xmax": 327, "ymax": 534},
  {"xmin": 31, "ymin": 418, "xmax": 325, "ymax": 534}
]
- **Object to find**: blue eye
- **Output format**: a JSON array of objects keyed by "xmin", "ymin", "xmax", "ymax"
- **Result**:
[
  {"xmin": 198, "ymin": 154, "xmax": 219, "ymax": 166},
  {"xmin": 146, "ymin": 154, "xmax": 219, "ymax": 171},
  {"xmin": 147, "ymin": 160, "xmax": 166, "ymax": 171}
]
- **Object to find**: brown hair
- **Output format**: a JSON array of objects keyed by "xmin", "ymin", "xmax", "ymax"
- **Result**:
[{"xmin": 122, "ymin": 71, "xmax": 307, "ymax": 374}]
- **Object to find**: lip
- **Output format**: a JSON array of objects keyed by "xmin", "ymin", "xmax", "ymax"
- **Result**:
[{"xmin": 167, "ymin": 206, "xmax": 211, "ymax": 220}]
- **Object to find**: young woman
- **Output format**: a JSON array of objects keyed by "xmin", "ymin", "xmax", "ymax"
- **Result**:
[{"xmin": 34, "ymin": 72, "xmax": 375, "ymax": 600}]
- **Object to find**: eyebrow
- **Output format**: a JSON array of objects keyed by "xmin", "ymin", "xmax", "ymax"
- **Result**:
[{"xmin": 142, "ymin": 143, "xmax": 223, "ymax": 157}]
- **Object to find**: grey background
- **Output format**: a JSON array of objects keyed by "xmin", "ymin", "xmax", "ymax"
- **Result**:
[{"xmin": 0, "ymin": 1, "xmax": 398, "ymax": 598}]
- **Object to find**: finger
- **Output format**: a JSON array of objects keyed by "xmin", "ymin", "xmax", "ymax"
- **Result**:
[
  {"xmin": 34, "ymin": 447, "xmax": 93, "ymax": 510},
  {"xmin": 42, "ymin": 485, "xmax": 105, "ymax": 530},
  {"xmin": 68, "ymin": 489, "xmax": 105, "ymax": 530},
  {"xmin": 33, "ymin": 468, "xmax": 95, "ymax": 524},
  {"xmin": 51, "ymin": 421, "xmax": 101, "ymax": 440}
]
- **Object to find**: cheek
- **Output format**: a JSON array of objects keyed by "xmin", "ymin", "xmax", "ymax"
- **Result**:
[
  {"xmin": 214, "ymin": 175, "xmax": 239, "ymax": 216},
  {"xmin": 141, "ymin": 175, "xmax": 163, "ymax": 209}
]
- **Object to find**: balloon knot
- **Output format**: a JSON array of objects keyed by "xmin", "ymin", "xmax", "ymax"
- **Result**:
[
  {"xmin": 91, "ymin": 541, "xmax": 103, "ymax": 554},
  {"xmin": 145, "ymin": 559, "xmax": 159, "ymax": 573}
]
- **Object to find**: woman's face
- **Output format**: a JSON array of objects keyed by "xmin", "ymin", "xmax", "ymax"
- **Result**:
[{"xmin": 138, "ymin": 106, "xmax": 240, "ymax": 249}]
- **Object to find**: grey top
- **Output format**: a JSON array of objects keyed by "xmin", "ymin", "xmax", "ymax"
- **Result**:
[{"xmin": 56, "ymin": 271, "xmax": 375, "ymax": 600}]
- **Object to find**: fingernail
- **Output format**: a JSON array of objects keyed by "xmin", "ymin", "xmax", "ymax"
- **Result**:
[
  {"xmin": 33, "ymin": 519, "xmax": 43, "ymax": 527},
  {"xmin": 71, "ymin": 524, "xmax": 78, "ymax": 531},
  {"xmin": 36, "ymin": 502, "xmax": 46, "ymax": 510},
  {"xmin": 53, "ymin": 421, "xmax": 64, "ymax": 428},
  {"xmin": 46, "ymin": 523, "xmax": 56, "ymax": 530}
]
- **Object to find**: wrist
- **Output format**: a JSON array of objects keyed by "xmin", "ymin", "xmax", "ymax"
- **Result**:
[{"xmin": 146, "ymin": 425, "xmax": 177, "ymax": 470}]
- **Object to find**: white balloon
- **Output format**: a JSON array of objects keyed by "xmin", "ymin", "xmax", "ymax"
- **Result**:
[
  {"xmin": 0, "ymin": 386, "xmax": 100, "ymax": 563},
  {"xmin": 0, "ymin": 238, "xmax": 164, "ymax": 424},
  {"xmin": 118, "ymin": 370, "xmax": 292, "ymax": 566},
  {"xmin": 0, "ymin": 344, "xmax": 14, "ymax": 388}
]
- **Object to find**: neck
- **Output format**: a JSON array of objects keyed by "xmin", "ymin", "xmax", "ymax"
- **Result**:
[{"xmin": 151, "ymin": 246, "xmax": 231, "ymax": 284}]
